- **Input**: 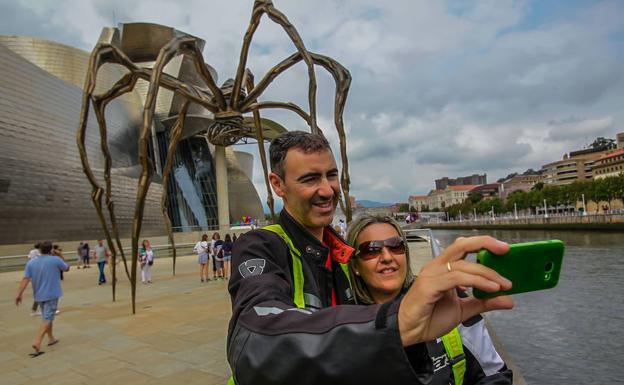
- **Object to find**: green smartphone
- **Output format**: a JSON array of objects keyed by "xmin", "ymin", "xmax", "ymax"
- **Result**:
[{"xmin": 473, "ymin": 240, "xmax": 564, "ymax": 299}]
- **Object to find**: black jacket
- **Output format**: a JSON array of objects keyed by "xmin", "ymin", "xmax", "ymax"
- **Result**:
[{"xmin": 227, "ymin": 210, "xmax": 511, "ymax": 384}]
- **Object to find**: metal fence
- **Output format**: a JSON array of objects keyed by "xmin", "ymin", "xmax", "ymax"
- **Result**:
[{"xmin": 0, "ymin": 242, "xmax": 197, "ymax": 273}]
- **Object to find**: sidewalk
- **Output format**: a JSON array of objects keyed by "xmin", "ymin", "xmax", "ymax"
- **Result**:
[{"xmin": 0, "ymin": 255, "xmax": 231, "ymax": 385}]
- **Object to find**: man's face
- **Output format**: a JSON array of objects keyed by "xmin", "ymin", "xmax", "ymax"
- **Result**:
[{"xmin": 270, "ymin": 148, "xmax": 340, "ymax": 233}]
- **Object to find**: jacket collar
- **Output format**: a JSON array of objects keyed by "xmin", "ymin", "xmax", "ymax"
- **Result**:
[{"xmin": 278, "ymin": 210, "xmax": 354, "ymax": 265}]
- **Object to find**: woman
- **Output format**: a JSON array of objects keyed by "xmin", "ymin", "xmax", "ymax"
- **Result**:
[
  {"xmin": 346, "ymin": 214, "xmax": 512, "ymax": 384},
  {"xmin": 222, "ymin": 234, "xmax": 233, "ymax": 280},
  {"xmin": 139, "ymin": 239, "xmax": 154, "ymax": 284},
  {"xmin": 194, "ymin": 234, "xmax": 210, "ymax": 282},
  {"xmin": 210, "ymin": 232, "xmax": 220, "ymax": 280}
]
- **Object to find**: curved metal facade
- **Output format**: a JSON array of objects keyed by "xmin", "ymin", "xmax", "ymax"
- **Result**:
[{"xmin": 0, "ymin": 25, "xmax": 266, "ymax": 245}]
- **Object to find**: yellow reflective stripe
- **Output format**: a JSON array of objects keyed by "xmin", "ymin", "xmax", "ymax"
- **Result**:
[
  {"xmin": 263, "ymin": 224, "xmax": 305, "ymax": 308},
  {"xmin": 339, "ymin": 263, "xmax": 351, "ymax": 287},
  {"xmin": 441, "ymin": 327, "xmax": 466, "ymax": 385}
]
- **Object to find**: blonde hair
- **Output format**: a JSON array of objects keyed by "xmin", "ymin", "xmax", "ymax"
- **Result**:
[{"xmin": 346, "ymin": 214, "xmax": 414, "ymax": 304}]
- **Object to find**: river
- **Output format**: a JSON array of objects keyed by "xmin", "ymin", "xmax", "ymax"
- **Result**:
[{"xmin": 431, "ymin": 229, "xmax": 624, "ymax": 385}]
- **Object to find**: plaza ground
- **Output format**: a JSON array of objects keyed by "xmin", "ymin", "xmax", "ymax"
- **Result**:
[{"xmin": 0, "ymin": 254, "xmax": 231, "ymax": 385}]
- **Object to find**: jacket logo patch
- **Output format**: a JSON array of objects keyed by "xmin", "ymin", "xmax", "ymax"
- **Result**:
[{"xmin": 238, "ymin": 258, "xmax": 266, "ymax": 278}]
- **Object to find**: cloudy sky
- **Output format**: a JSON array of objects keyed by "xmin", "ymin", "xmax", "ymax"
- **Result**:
[{"xmin": 2, "ymin": 0, "xmax": 623, "ymax": 205}]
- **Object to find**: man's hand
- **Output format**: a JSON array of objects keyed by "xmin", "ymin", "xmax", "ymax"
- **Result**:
[
  {"xmin": 15, "ymin": 294, "xmax": 22, "ymax": 306},
  {"xmin": 398, "ymin": 236, "xmax": 513, "ymax": 346}
]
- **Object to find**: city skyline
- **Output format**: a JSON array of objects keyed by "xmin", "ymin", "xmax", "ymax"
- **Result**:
[{"xmin": 2, "ymin": 0, "xmax": 623, "ymax": 205}]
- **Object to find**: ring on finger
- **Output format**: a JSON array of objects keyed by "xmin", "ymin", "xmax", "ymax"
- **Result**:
[{"xmin": 446, "ymin": 262, "xmax": 452, "ymax": 272}]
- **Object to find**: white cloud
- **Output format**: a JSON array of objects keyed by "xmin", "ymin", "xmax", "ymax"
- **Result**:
[{"xmin": 2, "ymin": 0, "xmax": 623, "ymax": 204}]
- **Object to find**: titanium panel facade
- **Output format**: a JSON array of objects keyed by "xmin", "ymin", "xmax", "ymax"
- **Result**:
[{"xmin": 0, "ymin": 26, "xmax": 267, "ymax": 245}]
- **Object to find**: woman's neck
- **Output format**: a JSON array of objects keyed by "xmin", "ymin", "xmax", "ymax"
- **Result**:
[{"xmin": 372, "ymin": 290, "xmax": 400, "ymax": 304}]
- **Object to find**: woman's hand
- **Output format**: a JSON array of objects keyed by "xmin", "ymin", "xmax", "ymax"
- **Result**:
[{"xmin": 398, "ymin": 236, "xmax": 513, "ymax": 346}]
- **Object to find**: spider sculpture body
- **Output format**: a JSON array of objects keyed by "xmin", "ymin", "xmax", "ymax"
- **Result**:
[{"xmin": 77, "ymin": 0, "xmax": 352, "ymax": 313}]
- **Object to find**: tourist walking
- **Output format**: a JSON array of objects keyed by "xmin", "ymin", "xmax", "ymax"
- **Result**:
[
  {"xmin": 15, "ymin": 241, "xmax": 69, "ymax": 357},
  {"xmin": 139, "ymin": 239, "xmax": 154, "ymax": 284},
  {"xmin": 76, "ymin": 242, "xmax": 84, "ymax": 269},
  {"xmin": 213, "ymin": 234, "xmax": 224, "ymax": 279},
  {"xmin": 210, "ymin": 232, "xmax": 220, "ymax": 280},
  {"xmin": 222, "ymin": 234, "xmax": 233, "ymax": 280},
  {"xmin": 93, "ymin": 239, "xmax": 109, "ymax": 285},
  {"xmin": 82, "ymin": 242, "xmax": 91, "ymax": 268},
  {"xmin": 194, "ymin": 234, "xmax": 210, "ymax": 282}
]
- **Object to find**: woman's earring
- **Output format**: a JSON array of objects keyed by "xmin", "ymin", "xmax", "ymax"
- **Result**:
[{"xmin": 355, "ymin": 270, "xmax": 360, "ymax": 276}]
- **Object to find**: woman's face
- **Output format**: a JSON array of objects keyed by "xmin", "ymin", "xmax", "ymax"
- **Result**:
[{"xmin": 354, "ymin": 223, "xmax": 407, "ymax": 304}]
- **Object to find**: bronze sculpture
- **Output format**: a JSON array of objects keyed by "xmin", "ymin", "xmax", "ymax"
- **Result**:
[{"xmin": 77, "ymin": 0, "xmax": 352, "ymax": 313}]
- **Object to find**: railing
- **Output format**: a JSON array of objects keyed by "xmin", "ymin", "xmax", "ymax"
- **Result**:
[
  {"xmin": 0, "ymin": 242, "xmax": 197, "ymax": 273},
  {"xmin": 426, "ymin": 212, "xmax": 624, "ymax": 227}
]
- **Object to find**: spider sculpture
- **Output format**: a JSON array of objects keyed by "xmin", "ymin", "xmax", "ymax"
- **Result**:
[{"xmin": 77, "ymin": 0, "xmax": 352, "ymax": 313}]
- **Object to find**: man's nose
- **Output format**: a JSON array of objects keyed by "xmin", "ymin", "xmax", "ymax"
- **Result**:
[{"xmin": 317, "ymin": 177, "xmax": 334, "ymax": 198}]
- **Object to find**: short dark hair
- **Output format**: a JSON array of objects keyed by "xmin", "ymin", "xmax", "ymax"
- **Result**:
[
  {"xmin": 40, "ymin": 241, "xmax": 53, "ymax": 255},
  {"xmin": 269, "ymin": 131, "xmax": 331, "ymax": 178}
]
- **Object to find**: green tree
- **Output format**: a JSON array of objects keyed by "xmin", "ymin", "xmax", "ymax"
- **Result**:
[
  {"xmin": 468, "ymin": 191, "xmax": 483, "ymax": 204},
  {"xmin": 398, "ymin": 203, "xmax": 410, "ymax": 212},
  {"xmin": 505, "ymin": 190, "xmax": 529, "ymax": 212},
  {"xmin": 589, "ymin": 137, "xmax": 616, "ymax": 150},
  {"xmin": 532, "ymin": 182, "xmax": 545, "ymax": 191}
]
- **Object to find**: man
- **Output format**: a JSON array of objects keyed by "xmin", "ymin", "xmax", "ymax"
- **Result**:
[
  {"xmin": 93, "ymin": 239, "xmax": 110, "ymax": 285},
  {"xmin": 227, "ymin": 131, "xmax": 513, "ymax": 385},
  {"xmin": 16, "ymin": 241, "xmax": 69, "ymax": 357}
]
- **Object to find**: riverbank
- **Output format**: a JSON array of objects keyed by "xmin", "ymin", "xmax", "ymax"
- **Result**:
[{"xmin": 427, "ymin": 213, "xmax": 624, "ymax": 231}]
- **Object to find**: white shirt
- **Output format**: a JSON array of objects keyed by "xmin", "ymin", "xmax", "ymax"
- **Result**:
[{"xmin": 194, "ymin": 241, "xmax": 208, "ymax": 254}]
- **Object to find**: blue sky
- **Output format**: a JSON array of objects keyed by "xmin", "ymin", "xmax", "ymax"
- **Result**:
[{"xmin": 1, "ymin": 0, "xmax": 622, "ymax": 205}]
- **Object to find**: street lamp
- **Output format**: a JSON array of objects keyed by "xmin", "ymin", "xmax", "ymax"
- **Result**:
[
  {"xmin": 514, "ymin": 203, "xmax": 518, "ymax": 220},
  {"xmin": 543, "ymin": 199, "xmax": 549, "ymax": 219},
  {"xmin": 582, "ymin": 193, "xmax": 587, "ymax": 216},
  {"xmin": 491, "ymin": 206, "xmax": 495, "ymax": 220},
  {"xmin": 473, "ymin": 207, "xmax": 477, "ymax": 221},
  {"xmin": 459, "ymin": 210, "xmax": 462, "ymax": 222}
]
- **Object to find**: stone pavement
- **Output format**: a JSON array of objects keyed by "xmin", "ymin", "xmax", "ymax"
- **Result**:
[{"xmin": 0, "ymin": 255, "xmax": 232, "ymax": 385}]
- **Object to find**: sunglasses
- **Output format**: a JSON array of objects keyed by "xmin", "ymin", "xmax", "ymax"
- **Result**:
[{"xmin": 355, "ymin": 236, "xmax": 406, "ymax": 260}]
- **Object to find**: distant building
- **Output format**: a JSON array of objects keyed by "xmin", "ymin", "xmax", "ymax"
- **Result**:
[
  {"xmin": 541, "ymin": 147, "xmax": 613, "ymax": 185},
  {"xmin": 500, "ymin": 174, "xmax": 546, "ymax": 200},
  {"xmin": 420, "ymin": 185, "xmax": 479, "ymax": 210},
  {"xmin": 409, "ymin": 195, "xmax": 428, "ymax": 211},
  {"xmin": 593, "ymin": 149, "xmax": 624, "ymax": 180},
  {"xmin": 617, "ymin": 133, "xmax": 624, "ymax": 149},
  {"xmin": 435, "ymin": 174, "xmax": 487, "ymax": 190},
  {"xmin": 470, "ymin": 183, "xmax": 501, "ymax": 199}
]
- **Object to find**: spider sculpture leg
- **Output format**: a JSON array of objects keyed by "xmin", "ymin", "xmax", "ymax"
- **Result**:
[
  {"xmin": 160, "ymin": 101, "xmax": 191, "ymax": 276},
  {"xmin": 133, "ymin": 35, "xmax": 221, "ymax": 313},
  {"xmin": 244, "ymin": 70, "xmax": 276, "ymax": 221},
  {"xmin": 92, "ymin": 73, "xmax": 140, "ymax": 287},
  {"xmin": 77, "ymin": 45, "xmax": 142, "ymax": 301},
  {"xmin": 231, "ymin": 0, "xmax": 319, "ymax": 134}
]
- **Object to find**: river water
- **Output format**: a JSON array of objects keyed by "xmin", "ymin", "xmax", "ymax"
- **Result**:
[{"xmin": 431, "ymin": 229, "xmax": 623, "ymax": 385}]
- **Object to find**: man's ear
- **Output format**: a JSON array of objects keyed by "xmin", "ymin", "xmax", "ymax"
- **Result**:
[{"xmin": 269, "ymin": 172, "xmax": 286, "ymax": 198}]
